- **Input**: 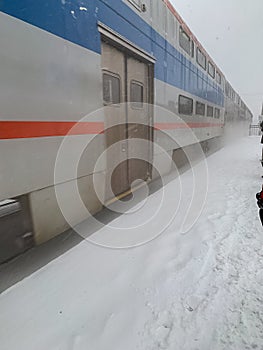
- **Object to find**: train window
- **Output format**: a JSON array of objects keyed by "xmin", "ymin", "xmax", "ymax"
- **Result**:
[
  {"xmin": 130, "ymin": 81, "xmax": 144, "ymax": 109},
  {"xmin": 128, "ymin": 0, "xmax": 141, "ymax": 11},
  {"xmin": 208, "ymin": 62, "xmax": 215, "ymax": 78},
  {"xmin": 168, "ymin": 11, "xmax": 176, "ymax": 44},
  {"xmin": 214, "ymin": 108, "xmax": 221, "ymax": 118},
  {"xmin": 191, "ymin": 41, "xmax": 195, "ymax": 58},
  {"xmin": 196, "ymin": 101, "xmax": 205, "ymax": 116},
  {"xmin": 161, "ymin": 2, "xmax": 167, "ymax": 34},
  {"xmin": 216, "ymin": 71, "xmax": 222, "ymax": 84},
  {"xmin": 103, "ymin": 73, "xmax": 121, "ymax": 105},
  {"xmin": 179, "ymin": 27, "xmax": 191, "ymax": 55},
  {"xmin": 225, "ymin": 82, "xmax": 229, "ymax": 97},
  {"xmin": 196, "ymin": 48, "xmax": 206, "ymax": 70},
  {"xmin": 178, "ymin": 95, "xmax": 193, "ymax": 115},
  {"xmin": 207, "ymin": 105, "xmax": 214, "ymax": 117}
]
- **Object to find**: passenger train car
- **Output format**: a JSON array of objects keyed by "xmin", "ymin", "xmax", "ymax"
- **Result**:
[{"xmin": 0, "ymin": 0, "xmax": 252, "ymax": 262}]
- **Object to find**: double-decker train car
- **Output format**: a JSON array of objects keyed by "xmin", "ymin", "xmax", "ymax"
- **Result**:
[
  {"xmin": 0, "ymin": 0, "xmax": 252, "ymax": 262},
  {"xmin": 226, "ymin": 82, "xmax": 253, "ymax": 122}
]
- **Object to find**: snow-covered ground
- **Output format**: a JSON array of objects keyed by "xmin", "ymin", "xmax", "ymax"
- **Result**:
[{"xmin": 1, "ymin": 136, "xmax": 263, "ymax": 350}]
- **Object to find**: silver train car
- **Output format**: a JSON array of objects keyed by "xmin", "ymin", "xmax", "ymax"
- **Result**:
[{"xmin": 0, "ymin": 0, "xmax": 252, "ymax": 262}]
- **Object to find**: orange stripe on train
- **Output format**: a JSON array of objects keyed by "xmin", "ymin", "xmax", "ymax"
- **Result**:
[{"xmin": 0, "ymin": 121, "xmax": 223, "ymax": 139}]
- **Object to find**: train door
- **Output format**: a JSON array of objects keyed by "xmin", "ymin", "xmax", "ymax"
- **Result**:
[
  {"xmin": 127, "ymin": 55, "xmax": 152, "ymax": 185},
  {"xmin": 101, "ymin": 39, "xmax": 153, "ymax": 200},
  {"xmin": 101, "ymin": 42, "xmax": 129, "ymax": 197}
]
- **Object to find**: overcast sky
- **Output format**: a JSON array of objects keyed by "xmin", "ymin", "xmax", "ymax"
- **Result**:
[{"xmin": 170, "ymin": 0, "xmax": 263, "ymax": 119}]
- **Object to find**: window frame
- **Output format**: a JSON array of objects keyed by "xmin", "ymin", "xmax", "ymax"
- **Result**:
[
  {"xmin": 208, "ymin": 61, "xmax": 215, "ymax": 79},
  {"xmin": 102, "ymin": 71, "xmax": 121, "ymax": 106},
  {"xmin": 127, "ymin": 0, "xmax": 142, "ymax": 11},
  {"xmin": 207, "ymin": 105, "xmax": 214, "ymax": 117},
  {"xmin": 196, "ymin": 101, "xmax": 206, "ymax": 116},
  {"xmin": 214, "ymin": 108, "xmax": 221, "ymax": 118},
  {"xmin": 130, "ymin": 80, "xmax": 144, "ymax": 110},
  {"xmin": 191, "ymin": 41, "xmax": 195, "ymax": 58},
  {"xmin": 178, "ymin": 95, "xmax": 193, "ymax": 116},
  {"xmin": 179, "ymin": 26, "xmax": 191, "ymax": 56},
  {"xmin": 216, "ymin": 71, "xmax": 222, "ymax": 85},
  {"xmin": 196, "ymin": 47, "xmax": 207, "ymax": 70}
]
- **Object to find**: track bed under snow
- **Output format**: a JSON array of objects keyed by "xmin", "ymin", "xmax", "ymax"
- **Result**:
[{"xmin": 1, "ymin": 136, "xmax": 263, "ymax": 350}]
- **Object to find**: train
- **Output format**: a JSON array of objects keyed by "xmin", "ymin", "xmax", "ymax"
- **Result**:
[{"xmin": 0, "ymin": 0, "xmax": 253, "ymax": 263}]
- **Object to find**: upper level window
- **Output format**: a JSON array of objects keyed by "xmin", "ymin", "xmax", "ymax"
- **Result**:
[
  {"xmin": 196, "ymin": 101, "xmax": 205, "ymax": 116},
  {"xmin": 225, "ymin": 82, "xmax": 229, "ymax": 96},
  {"xmin": 178, "ymin": 95, "xmax": 193, "ymax": 115},
  {"xmin": 179, "ymin": 27, "xmax": 191, "ymax": 55},
  {"xmin": 208, "ymin": 62, "xmax": 215, "ymax": 78},
  {"xmin": 168, "ymin": 11, "xmax": 176, "ymax": 41},
  {"xmin": 191, "ymin": 41, "xmax": 195, "ymax": 58},
  {"xmin": 128, "ymin": 0, "xmax": 141, "ymax": 11},
  {"xmin": 130, "ymin": 81, "xmax": 144, "ymax": 109},
  {"xmin": 196, "ymin": 48, "xmax": 206, "ymax": 70},
  {"xmin": 103, "ymin": 72, "xmax": 121, "ymax": 105},
  {"xmin": 216, "ymin": 71, "xmax": 221, "ymax": 84}
]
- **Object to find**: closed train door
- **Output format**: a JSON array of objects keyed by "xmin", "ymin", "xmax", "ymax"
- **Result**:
[
  {"xmin": 127, "ymin": 55, "xmax": 152, "ymax": 185},
  {"xmin": 101, "ymin": 39, "xmax": 153, "ymax": 200},
  {"xmin": 101, "ymin": 42, "xmax": 128, "ymax": 197}
]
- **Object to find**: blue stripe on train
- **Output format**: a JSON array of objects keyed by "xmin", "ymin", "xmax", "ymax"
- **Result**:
[{"xmin": 0, "ymin": 0, "xmax": 224, "ymax": 106}]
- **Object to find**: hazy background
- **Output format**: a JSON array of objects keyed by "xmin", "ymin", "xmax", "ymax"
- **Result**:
[{"xmin": 170, "ymin": 0, "xmax": 263, "ymax": 121}]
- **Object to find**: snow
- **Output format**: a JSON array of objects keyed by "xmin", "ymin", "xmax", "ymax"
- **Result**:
[{"xmin": 1, "ymin": 136, "xmax": 263, "ymax": 350}]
